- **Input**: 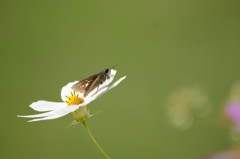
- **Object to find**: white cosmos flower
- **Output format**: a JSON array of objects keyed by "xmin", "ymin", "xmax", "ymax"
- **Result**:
[{"xmin": 18, "ymin": 69, "xmax": 126, "ymax": 122}]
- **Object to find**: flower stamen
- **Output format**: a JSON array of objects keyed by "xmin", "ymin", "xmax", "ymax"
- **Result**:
[{"xmin": 65, "ymin": 91, "xmax": 84, "ymax": 106}]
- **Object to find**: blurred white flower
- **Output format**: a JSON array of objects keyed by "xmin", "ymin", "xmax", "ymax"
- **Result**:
[
  {"xmin": 18, "ymin": 69, "xmax": 126, "ymax": 122},
  {"xmin": 167, "ymin": 87, "xmax": 211, "ymax": 129}
]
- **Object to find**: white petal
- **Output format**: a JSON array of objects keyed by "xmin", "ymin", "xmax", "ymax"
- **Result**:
[
  {"xmin": 27, "ymin": 113, "xmax": 70, "ymax": 122},
  {"xmin": 17, "ymin": 112, "xmax": 54, "ymax": 118},
  {"xmin": 17, "ymin": 105, "xmax": 80, "ymax": 119},
  {"xmin": 86, "ymin": 82, "xmax": 107, "ymax": 98},
  {"xmin": 107, "ymin": 76, "xmax": 126, "ymax": 91},
  {"xmin": 85, "ymin": 76, "xmax": 126, "ymax": 103},
  {"xmin": 61, "ymin": 81, "xmax": 84, "ymax": 101},
  {"xmin": 85, "ymin": 87, "xmax": 108, "ymax": 103},
  {"xmin": 30, "ymin": 101, "xmax": 66, "ymax": 112},
  {"xmin": 107, "ymin": 69, "xmax": 117, "ymax": 84}
]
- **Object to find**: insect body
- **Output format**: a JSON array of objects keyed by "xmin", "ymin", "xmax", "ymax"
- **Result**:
[{"xmin": 71, "ymin": 68, "xmax": 112, "ymax": 97}]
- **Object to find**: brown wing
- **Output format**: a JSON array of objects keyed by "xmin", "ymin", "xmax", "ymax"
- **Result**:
[{"xmin": 71, "ymin": 74, "xmax": 99, "ymax": 94}]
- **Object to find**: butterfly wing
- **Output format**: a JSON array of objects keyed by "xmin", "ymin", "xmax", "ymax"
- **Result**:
[{"xmin": 71, "ymin": 74, "xmax": 100, "ymax": 96}]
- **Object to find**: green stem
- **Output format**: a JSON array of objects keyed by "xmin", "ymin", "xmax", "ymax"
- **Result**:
[{"xmin": 82, "ymin": 121, "xmax": 111, "ymax": 159}]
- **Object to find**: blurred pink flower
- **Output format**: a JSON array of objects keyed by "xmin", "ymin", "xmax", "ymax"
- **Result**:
[
  {"xmin": 225, "ymin": 101, "xmax": 240, "ymax": 131},
  {"xmin": 203, "ymin": 150, "xmax": 240, "ymax": 159}
]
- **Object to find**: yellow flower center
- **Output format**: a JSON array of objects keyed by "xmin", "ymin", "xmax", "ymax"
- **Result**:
[{"xmin": 65, "ymin": 92, "xmax": 84, "ymax": 106}]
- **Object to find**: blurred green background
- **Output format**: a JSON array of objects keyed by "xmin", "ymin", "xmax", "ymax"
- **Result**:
[{"xmin": 1, "ymin": 0, "xmax": 240, "ymax": 159}]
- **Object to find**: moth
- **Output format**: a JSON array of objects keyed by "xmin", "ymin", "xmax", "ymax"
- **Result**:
[{"xmin": 71, "ymin": 68, "xmax": 113, "ymax": 97}]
